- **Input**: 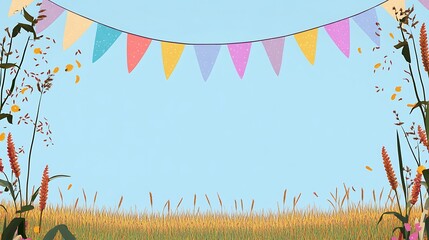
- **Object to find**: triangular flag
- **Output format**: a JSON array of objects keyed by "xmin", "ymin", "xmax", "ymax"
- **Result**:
[
  {"xmin": 382, "ymin": 0, "xmax": 405, "ymax": 19},
  {"xmin": 194, "ymin": 45, "xmax": 221, "ymax": 81},
  {"xmin": 353, "ymin": 8, "xmax": 380, "ymax": 46},
  {"xmin": 127, "ymin": 34, "xmax": 151, "ymax": 73},
  {"xmin": 324, "ymin": 19, "xmax": 350, "ymax": 57},
  {"xmin": 227, "ymin": 43, "xmax": 252, "ymax": 79},
  {"xmin": 419, "ymin": 0, "xmax": 429, "ymax": 10},
  {"xmin": 262, "ymin": 38, "xmax": 285, "ymax": 75},
  {"xmin": 294, "ymin": 29, "xmax": 318, "ymax": 65},
  {"xmin": 35, "ymin": 0, "xmax": 65, "ymax": 34},
  {"xmin": 161, "ymin": 42, "xmax": 185, "ymax": 79},
  {"xmin": 93, "ymin": 24, "xmax": 122, "ymax": 62},
  {"xmin": 63, "ymin": 12, "xmax": 93, "ymax": 50},
  {"xmin": 9, "ymin": 0, "xmax": 34, "ymax": 16}
]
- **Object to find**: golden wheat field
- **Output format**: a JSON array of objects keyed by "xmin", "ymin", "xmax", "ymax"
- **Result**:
[{"xmin": 1, "ymin": 186, "xmax": 427, "ymax": 240}]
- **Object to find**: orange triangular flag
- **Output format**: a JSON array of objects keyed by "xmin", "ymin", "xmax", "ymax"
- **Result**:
[
  {"xmin": 9, "ymin": 0, "xmax": 34, "ymax": 16},
  {"xmin": 63, "ymin": 12, "xmax": 93, "ymax": 50},
  {"xmin": 382, "ymin": 0, "xmax": 406, "ymax": 19}
]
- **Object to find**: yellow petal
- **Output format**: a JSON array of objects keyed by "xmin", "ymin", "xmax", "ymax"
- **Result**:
[
  {"xmin": 0, "ymin": 132, "xmax": 5, "ymax": 141},
  {"xmin": 391, "ymin": 94, "xmax": 397, "ymax": 100},
  {"xmin": 65, "ymin": 64, "xmax": 74, "ymax": 72},
  {"xmin": 11, "ymin": 104, "xmax": 20, "ymax": 113},
  {"xmin": 20, "ymin": 88, "xmax": 28, "ymax": 94},
  {"xmin": 33, "ymin": 48, "xmax": 42, "ymax": 54},
  {"xmin": 358, "ymin": 48, "xmax": 362, "ymax": 54},
  {"xmin": 395, "ymin": 86, "xmax": 401, "ymax": 92},
  {"xmin": 374, "ymin": 63, "xmax": 381, "ymax": 69},
  {"xmin": 389, "ymin": 33, "xmax": 394, "ymax": 39},
  {"xmin": 407, "ymin": 103, "xmax": 416, "ymax": 108},
  {"xmin": 418, "ymin": 165, "xmax": 426, "ymax": 174},
  {"xmin": 75, "ymin": 60, "xmax": 81, "ymax": 68},
  {"xmin": 67, "ymin": 184, "xmax": 72, "ymax": 190},
  {"xmin": 75, "ymin": 75, "xmax": 80, "ymax": 84},
  {"xmin": 33, "ymin": 226, "xmax": 40, "ymax": 233},
  {"xmin": 53, "ymin": 67, "xmax": 59, "ymax": 73},
  {"xmin": 365, "ymin": 166, "xmax": 373, "ymax": 171}
]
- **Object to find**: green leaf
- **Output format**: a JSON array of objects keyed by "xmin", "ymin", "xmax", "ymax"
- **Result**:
[
  {"xmin": 394, "ymin": 41, "xmax": 407, "ymax": 49},
  {"xmin": 0, "ymin": 179, "xmax": 16, "ymax": 201},
  {"xmin": 58, "ymin": 224, "xmax": 76, "ymax": 240},
  {"xmin": 402, "ymin": 43, "xmax": 411, "ymax": 63},
  {"xmin": 0, "ymin": 63, "xmax": 18, "ymax": 69},
  {"xmin": 2, "ymin": 217, "xmax": 27, "ymax": 239},
  {"xmin": 377, "ymin": 211, "xmax": 407, "ymax": 226},
  {"xmin": 43, "ymin": 224, "xmax": 76, "ymax": 240},
  {"xmin": 397, "ymin": 131, "xmax": 407, "ymax": 204},
  {"xmin": 16, "ymin": 204, "xmax": 34, "ymax": 214},
  {"xmin": 12, "ymin": 24, "xmax": 21, "ymax": 38},
  {"xmin": 0, "ymin": 113, "xmax": 13, "ymax": 124},
  {"xmin": 22, "ymin": 8, "xmax": 34, "ymax": 24}
]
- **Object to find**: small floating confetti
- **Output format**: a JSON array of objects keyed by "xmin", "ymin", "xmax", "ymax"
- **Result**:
[
  {"xmin": 391, "ymin": 94, "xmax": 397, "ymax": 100},
  {"xmin": 0, "ymin": 133, "xmax": 5, "ymax": 141},
  {"xmin": 389, "ymin": 33, "xmax": 394, "ymax": 39},
  {"xmin": 75, "ymin": 75, "xmax": 80, "ymax": 84},
  {"xmin": 20, "ymin": 88, "xmax": 28, "ymax": 94},
  {"xmin": 395, "ymin": 86, "xmax": 401, "ymax": 92},
  {"xmin": 407, "ymin": 103, "xmax": 416, "ymax": 108},
  {"xmin": 53, "ymin": 67, "xmax": 59, "ymax": 73},
  {"xmin": 358, "ymin": 48, "xmax": 362, "ymax": 54},
  {"xmin": 365, "ymin": 166, "xmax": 373, "ymax": 171},
  {"xmin": 374, "ymin": 63, "xmax": 381, "ymax": 69},
  {"xmin": 76, "ymin": 60, "xmax": 81, "ymax": 68},
  {"xmin": 67, "ymin": 184, "xmax": 72, "ymax": 190}
]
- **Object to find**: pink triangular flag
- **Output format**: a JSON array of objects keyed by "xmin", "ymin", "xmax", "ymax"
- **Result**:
[
  {"xmin": 262, "ymin": 38, "xmax": 285, "ymax": 75},
  {"xmin": 227, "ymin": 43, "xmax": 252, "ymax": 79},
  {"xmin": 35, "ymin": 0, "xmax": 65, "ymax": 34},
  {"xmin": 127, "ymin": 34, "xmax": 151, "ymax": 73},
  {"xmin": 324, "ymin": 19, "xmax": 350, "ymax": 57}
]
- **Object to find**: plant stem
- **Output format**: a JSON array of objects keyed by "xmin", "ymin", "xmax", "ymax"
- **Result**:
[
  {"xmin": 17, "ymin": 177, "xmax": 22, "ymax": 217},
  {"xmin": 400, "ymin": 126, "xmax": 419, "ymax": 165},
  {"xmin": 26, "ymin": 90, "xmax": 43, "ymax": 205},
  {"xmin": 2, "ymin": 172, "xmax": 16, "ymax": 213},
  {"xmin": 394, "ymin": 189, "xmax": 402, "ymax": 215},
  {"xmin": 410, "ymin": 29, "xmax": 426, "ymax": 102},
  {"xmin": 0, "ymin": 36, "xmax": 13, "ymax": 112}
]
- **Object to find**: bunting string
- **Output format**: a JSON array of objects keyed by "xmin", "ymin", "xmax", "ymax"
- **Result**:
[{"xmin": 8, "ymin": 0, "xmax": 422, "ymax": 80}]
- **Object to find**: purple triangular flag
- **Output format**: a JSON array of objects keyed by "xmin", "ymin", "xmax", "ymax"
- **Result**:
[
  {"xmin": 194, "ymin": 45, "xmax": 221, "ymax": 81},
  {"xmin": 35, "ymin": 0, "xmax": 65, "ymax": 34},
  {"xmin": 227, "ymin": 43, "xmax": 252, "ymax": 79},
  {"xmin": 353, "ymin": 8, "xmax": 380, "ymax": 46},
  {"xmin": 262, "ymin": 38, "xmax": 285, "ymax": 75},
  {"xmin": 324, "ymin": 19, "xmax": 350, "ymax": 57},
  {"xmin": 419, "ymin": 0, "xmax": 429, "ymax": 9}
]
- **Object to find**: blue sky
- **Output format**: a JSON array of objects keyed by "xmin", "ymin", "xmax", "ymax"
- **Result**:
[{"xmin": 1, "ymin": 0, "xmax": 429, "ymax": 214}]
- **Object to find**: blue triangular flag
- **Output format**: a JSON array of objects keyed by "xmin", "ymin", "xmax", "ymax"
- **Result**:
[
  {"xmin": 194, "ymin": 45, "xmax": 221, "ymax": 81},
  {"xmin": 352, "ymin": 8, "xmax": 380, "ymax": 46},
  {"xmin": 93, "ymin": 24, "xmax": 122, "ymax": 62}
]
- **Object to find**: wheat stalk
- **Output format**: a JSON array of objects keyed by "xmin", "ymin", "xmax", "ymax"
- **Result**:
[
  {"xmin": 205, "ymin": 194, "xmax": 212, "ymax": 211},
  {"xmin": 118, "ymin": 196, "xmax": 123, "ymax": 210}
]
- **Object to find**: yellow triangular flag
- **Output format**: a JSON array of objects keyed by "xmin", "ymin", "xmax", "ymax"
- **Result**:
[
  {"xmin": 161, "ymin": 42, "xmax": 185, "ymax": 79},
  {"xmin": 9, "ymin": 0, "xmax": 34, "ymax": 16},
  {"xmin": 382, "ymin": 0, "xmax": 405, "ymax": 19},
  {"xmin": 294, "ymin": 29, "xmax": 318, "ymax": 65},
  {"xmin": 63, "ymin": 12, "xmax": 93, "ymax": 50}
]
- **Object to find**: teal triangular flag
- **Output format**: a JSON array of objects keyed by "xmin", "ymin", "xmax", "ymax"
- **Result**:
[{"xmin": 93, "ymin": 24, "xmax": 122, "ymax": 62}]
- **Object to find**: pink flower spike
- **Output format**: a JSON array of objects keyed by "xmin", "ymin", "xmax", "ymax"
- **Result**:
[
  {"xmin": 409, "ymin": 232, "xmax": 418, "ymax": 240},
  {"xmin": 415, "ymin": 223, "xmax": 422, "ymax": 231},
  {"xmin": 405, "ymin": 223, "xmax": 411, "ymax": 231}
]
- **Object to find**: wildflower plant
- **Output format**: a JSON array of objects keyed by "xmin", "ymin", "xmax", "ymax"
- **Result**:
[
  {"xmin": 376, "ymin": 5, "xmax": 429, "ymax": 240},
  {"xmin": 0, "ymin": 5, "xmax": 77, "ymax": 240}
]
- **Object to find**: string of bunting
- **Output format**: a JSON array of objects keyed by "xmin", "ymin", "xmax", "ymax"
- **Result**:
[{"xmin": 7, "ymin": 0, "xmax": 429, "ymax": 80}]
